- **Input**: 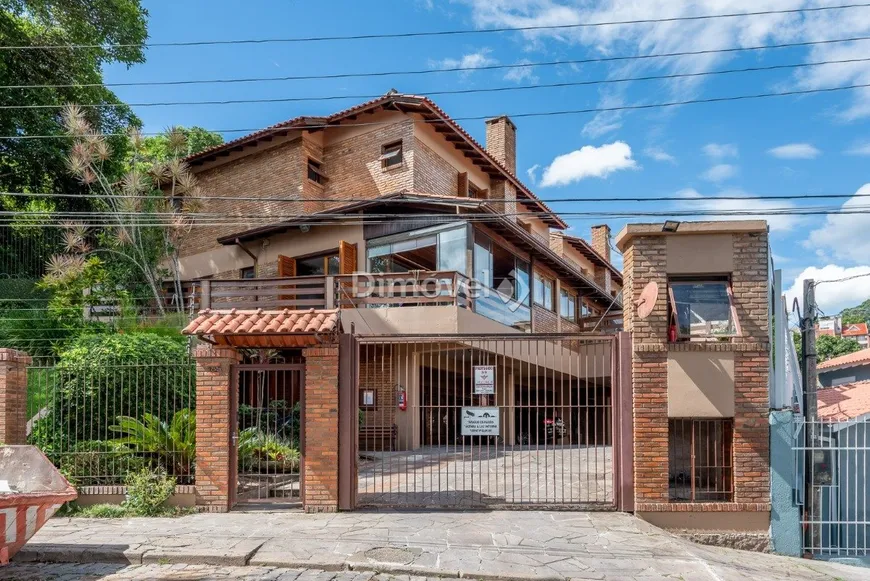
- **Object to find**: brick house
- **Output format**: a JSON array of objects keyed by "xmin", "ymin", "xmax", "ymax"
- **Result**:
[{"xmin": 616, "ymin": 221, "xmax": 771, "ymax": 540}]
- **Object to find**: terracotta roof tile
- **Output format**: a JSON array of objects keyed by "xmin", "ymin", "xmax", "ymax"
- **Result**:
[
  {"xmin": 817, "ymin": 348, "xmax": 870, "ymax": 370},
  {"xmin": 182, "ymin": 309, "xmax": 339, "ymax": 336},
  {"xmin": 842, "ymin": 323, "xmax": 869, "ymax": 337},
  {"xmin": 818, "ymin": 380, "xmax": 870, "ymax": 422}
]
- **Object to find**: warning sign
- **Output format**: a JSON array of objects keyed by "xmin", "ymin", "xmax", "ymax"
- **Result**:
[
  {"xmin": 473, "ymin": 365, "xmax": 495, "ymax": 395},
  {"xmin": 461, "ymin": 407, "xmax": 500, "ymax": 436}
]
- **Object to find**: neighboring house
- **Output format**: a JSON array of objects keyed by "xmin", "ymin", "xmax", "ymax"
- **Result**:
[
  {"xmin": 817, "ymin": 316, "xmax": 841, "ymax": 337},
  {"xmin": 818, "ymin": 349, "xmax": 870, "ymax": 388},
  {"xmin": 842, "ymin": 323, "xmax": 870, "ymax": 348},
  {"xmin": 815, "ymin": 381, "xmax": 870, "ymax": 555}
]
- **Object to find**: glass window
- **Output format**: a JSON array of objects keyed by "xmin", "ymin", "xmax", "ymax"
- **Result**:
[
  {"xmin": 534, "ymin": 273, "xmax": 554, "ymax": 311},
  {"xmin": 307, "ymin": 159, "xmax": 326, "ymax": 184},
  {"xmin": 669, "ymin": 280, "xmax": 737, "ymax": 339},
  {"xmin": 437, "ymin": 227, "xmax": 467, "ymax": 274},
  {"xmin": 240, "ymin": 266, "xmax": 255, "ymax": 279},
  {"xmin": 297, "ymin": 253, "xmax": 340, "ymax": 276},
  {"xmin": 473, "ymin": 237, "xmax": 492, "ymax": 287},
  {"xmin": 380, "ymin": 141, "xmax": 403, "ymax": 169},
  {"xmin": 366, "ymin": 225, "xmax": 465, "ymax": 274},
  {"xmin": 515, "ymin": 259, "xmax": 530, "ymax": 306},
  {"xmin": 560, "ymin": 289, "xmax": 576, "ymax": 322}
]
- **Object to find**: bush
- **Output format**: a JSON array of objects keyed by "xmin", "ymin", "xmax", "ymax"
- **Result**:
[
  {"xmin": 110, "ymin": 409, "xmax": 195, "ymax": 479},
  {"xmin": 47, "ymin": 334, "xmax": 194, "ymax": 443},
  {"xmin": 58, "ymin": 440, "xmax": 148, "ymax": 486},
  {"xmin": 124, "ymin": 467, "xmax": 176, "ymax": 516}
]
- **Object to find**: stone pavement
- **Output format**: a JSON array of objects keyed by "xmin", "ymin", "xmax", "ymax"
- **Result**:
[{"xmin": 12, "ymin": 510, "xmax": 867, "ymax": 580}]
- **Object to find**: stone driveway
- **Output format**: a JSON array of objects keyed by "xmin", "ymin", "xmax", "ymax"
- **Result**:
[
  {"xmin": 13, "ymin": 510, "xmax": 867, "ymax": 580},
  {"xmin": 358, "ymin": 446, "xmax": 612, "ymax": 507}
]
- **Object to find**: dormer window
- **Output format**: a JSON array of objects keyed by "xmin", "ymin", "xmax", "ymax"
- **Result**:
[
  {"xmin": 380, "ymin": 141, "xmax": 403, "ymax": 169},
  {"xmin": 307, "ymin": 158, "xmax": 327, "ymax": 185}
]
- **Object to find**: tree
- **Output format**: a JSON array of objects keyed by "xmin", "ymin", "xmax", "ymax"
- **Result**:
[
  {"xmin": 47, "ymin": 106, "xmax": 206, "ymax": 315},
  {"xmin": 841, "ymin": 299, "xmax": 870, "ymax": 325},
  {"xmin": 816, "ymin": 334, "xmax": 863, "ymax": 363},
  {"xmin": 0, "ymin": 0, "xmax": 148, "ymax": 276},
  {"xmin": 141, "ymin": 127, "xmax": 223, "ymax": 162}
]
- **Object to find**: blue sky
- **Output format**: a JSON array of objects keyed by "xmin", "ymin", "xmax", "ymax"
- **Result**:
[{"xmin": 104, "ymin": 0, "xmax": 870, "ymax": 315}]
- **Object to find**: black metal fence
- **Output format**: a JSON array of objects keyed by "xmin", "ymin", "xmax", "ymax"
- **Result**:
[{"xmin": 26, "ymin": 356, "xmax": 196, "ymax": 486}]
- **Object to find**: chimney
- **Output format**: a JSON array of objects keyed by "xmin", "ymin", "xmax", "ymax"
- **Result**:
[
  {"xmin": 485, "ymin": 116, "xmax": 517, "ymax": 174},
  {"xmin": 591, "ymin": 224, "xmax": 611, "ymax": 263}
]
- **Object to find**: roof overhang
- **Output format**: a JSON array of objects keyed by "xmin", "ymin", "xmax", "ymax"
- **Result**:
[
  {"xmin": 185, "ymin": 93, "xmax": 567, "ymax": 229},
  {"xmin": 615, "ymin": 220, "xmax": 769, "ymax": 252},
  {"xmin": 182, "ymin": 309, "xmax": 340, "ymax": 348},
  {"xmin": 552, "ymin": 233, "xmax": 623, "ymax": 285}
]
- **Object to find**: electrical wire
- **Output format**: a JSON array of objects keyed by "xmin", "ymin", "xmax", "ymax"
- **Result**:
[
  {"xmin": 812, "ymin": 272, "xmax": 870, "ymax": 286},
  {"xmin": 3, "ymin": 3, "xmax": 868, "ymax": 49},
  {"xmin": 2, "ymin": 190, "xmax": 869, "ymax": 204},
  {"xmin": 7, "ymin": 56, "xmax": 870, "ymax": 110},
  {"xmin": 5, "ymin": 81, "xmax": 870, "ymax": 140},
  {"xmin": 5, "ymin": 35, "xmax": 870, "ymax": 90}
]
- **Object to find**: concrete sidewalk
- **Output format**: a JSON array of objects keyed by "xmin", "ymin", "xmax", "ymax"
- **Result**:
[{"xmin": 14, "ymin": 510, "xmax": 865, "ymax": 581}]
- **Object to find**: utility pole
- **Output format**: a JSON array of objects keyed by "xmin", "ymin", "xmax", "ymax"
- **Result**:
[{"xmin": 802, "ymin": 278, "xmax": 819, "ymax": 552}]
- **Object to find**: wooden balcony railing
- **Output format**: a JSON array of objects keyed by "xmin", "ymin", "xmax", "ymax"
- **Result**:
[{"xmin": 198, "ymin": 271, "xmax": 471, "ymax": 311}]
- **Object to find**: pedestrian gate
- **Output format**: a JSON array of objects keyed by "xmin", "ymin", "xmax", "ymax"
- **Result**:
[
  {"xmin": 233, "ymin": 363, "xmax": 304, "ymax": 505},
  {"xmin": 347, "ymin": 334, "xmax": 623, "ymax": 509}
]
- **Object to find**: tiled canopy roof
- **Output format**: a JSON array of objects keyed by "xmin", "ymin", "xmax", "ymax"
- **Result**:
[
  {"xmin": 182, "ymin": 309, "xmax": 338, "ymax": 336},
  {"xmin": 818, "ymin": 380, "xmax": 870, "ymax": 422},
  {"xmin": 842, "ymin": 323, "xmax": 869, "ymax": 337},
  {"xmin": 817, "ymin": 348, "xmax": 870, "ymax": 370}
]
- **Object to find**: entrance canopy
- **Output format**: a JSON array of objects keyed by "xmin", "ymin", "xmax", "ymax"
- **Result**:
[{"xmin": 182, "ymin": 308, "xmax": 339, "ymax": 348}]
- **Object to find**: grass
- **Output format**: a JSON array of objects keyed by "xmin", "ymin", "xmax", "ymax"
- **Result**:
[{"xmin": 56, "ymin": 502, "xmax": 195, "ymax": 518}]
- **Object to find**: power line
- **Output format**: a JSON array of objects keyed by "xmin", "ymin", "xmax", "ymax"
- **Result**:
[
  {"xmin": 4, "ymin": 81, "xmax": 870, "ymax": 140},
  {"xmin": 3, "ymin": 190, "xmax": 869, "ymax": 205},
  {"xmin": 5, "ymin": 35, "xmax": 869, "ymax": 90},
  {"xmin": 813, "ymin": 272, "xmax": 870, "ymax": 286},
  {"xmin": 7, "ymin": 56, "xmax": 870, "ymax": 110},
  {"xmin": 3, "ymin": 3, "xmax": 868, "ymax": 49}
]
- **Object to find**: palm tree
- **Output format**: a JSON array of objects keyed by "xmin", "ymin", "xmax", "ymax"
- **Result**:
[{"xmin": 110, "ymin": 409, "xmax": 195, "ymax": 477}]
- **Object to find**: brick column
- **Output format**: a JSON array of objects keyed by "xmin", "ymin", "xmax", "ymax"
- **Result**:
[
  {"xmin": 302, "ymin": 345, "xmax": 340, "ymax": 513},
  {"xmin": 193, "ymin": 345, "xmax": 241, "ymax": 512},
  {"xmin": 734, "ymin": 349, "xmax": 771, "ymax": 503},
  {"xmin": 0, "ymin": 349, "xmax": 31, "ymax": 445}
]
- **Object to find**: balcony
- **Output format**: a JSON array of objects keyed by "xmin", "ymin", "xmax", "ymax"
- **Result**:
[{"xmin": 194, "ymin": 272, "xmax": 619, "ymax": 333}]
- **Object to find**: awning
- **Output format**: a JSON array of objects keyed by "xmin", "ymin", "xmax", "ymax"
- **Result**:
[{"xmin": 182, "ymin": 308, "xmax": 339, "ymax": 348}]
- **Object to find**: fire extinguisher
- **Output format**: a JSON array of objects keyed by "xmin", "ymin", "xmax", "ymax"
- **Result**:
[
  {"xmin": 397, "ymin": 387, "xmax": 407, "ymax": 411},
  {"xmin": 668, "ymin": 324, "xmax": 677, "ymax": 342}
]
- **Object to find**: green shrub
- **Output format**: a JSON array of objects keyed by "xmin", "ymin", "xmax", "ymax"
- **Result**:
[
  {"xmin": 77, "ymin": 504, "xmax": 130, "ymax": 518},
  {"xmin": 110, "ymin": 409, "xmax": 194, "ymax": 478},
  {"xmin": 124, "ymin": 468, "xmax": 176, "ymax": 516},
  {"xmin": 47, "ymin": 334, "xmax": 194, "ymax": 443},
  {"xmin": 58, "ymin": 440, "xmax": 148, "ymax": 486},
  {"xmin": 238, "ymin": 428, "xmax": 300, "ymax": 474}
]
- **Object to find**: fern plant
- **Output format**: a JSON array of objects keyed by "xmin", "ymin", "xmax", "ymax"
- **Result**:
[{"xmin": 110, "ymin": 408, "xmax": 195, "ymax": 477}]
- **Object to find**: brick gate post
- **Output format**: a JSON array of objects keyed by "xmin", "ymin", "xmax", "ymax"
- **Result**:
[
  {"xmin": 0, "ymin": 349, "xmax": 32, "ymax": 445},
  {"xmin": 193, "ymin": 345, "xmax": 241, "ymax": 512},
  {"xmin": 302, "ymin": 345, "xmax": 340, "ymax": 513}
]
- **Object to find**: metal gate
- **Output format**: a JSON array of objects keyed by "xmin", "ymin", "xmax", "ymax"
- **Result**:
[
  {"xmin": 353, "ymin": 334, "xmax": 621, "ymax": 509},
  {"xmin": 233, "ymin": 363, "xmax": 305, "ymax": 505}
]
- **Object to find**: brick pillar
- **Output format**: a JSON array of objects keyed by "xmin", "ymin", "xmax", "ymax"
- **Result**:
[
  {"xmin": 302, "ymin": 345, "xmax": 340, "ymax": 513},
  {"xmin": 0, "ymin": 349, "xmax": 31, "ymax": 445},
  {"xmin": 734, "ymin": 349, "xmax": 771, "ymax": 503},
  {"xmin": 193, "ymin": 345, "xmax": 241, "ymax": 512}
]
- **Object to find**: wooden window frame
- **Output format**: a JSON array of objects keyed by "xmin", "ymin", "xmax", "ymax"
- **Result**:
[
  {"xmin": 307, "ymin": 158, "xmax": 327, "ymax": 185},
  {"xmin": 560, "ymin": 287, "xmax": 577, "ymax": 323},
  {"xmin": 533, "ymin": 272, "xmax": 555, "ymax": 312},
  {"xmin": 667, "ymin": 277, "xmax": 742, "ymax": 341},
  {"xmin": 380, "ymin": 140, "xmax": 403, "ymax": 169}
]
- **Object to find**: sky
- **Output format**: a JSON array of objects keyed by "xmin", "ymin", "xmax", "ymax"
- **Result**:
[{"xmin": 103, "ymin": 0, "xmax": 870, "ymax": 317}]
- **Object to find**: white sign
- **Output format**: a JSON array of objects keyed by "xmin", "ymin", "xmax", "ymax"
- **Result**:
[
  {"xmin": 473, "ymin": 365, "xmax": 495, "ymax": 395},
  {"xmin": 461, "ymin": 407, "xmax": 500, "ymax": 436}
]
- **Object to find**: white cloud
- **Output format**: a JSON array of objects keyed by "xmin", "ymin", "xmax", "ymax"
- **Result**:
[
  {"xmin": 540, "ymin": 141, "xmax": 638, "ymax": 187},
  {"xmin": 503, "ymin": 59, "xmax": 538, "ymax": 84},
  {"xmin": 526, "ymin": 164, "xmax": 540, "ymax": 184},
  {"xmin": 457, "ymin": 1, "xmax": 870, "ymax": 120},
  {"xmin": 701, "ymin": 164, "xmax": 737, "ymax": 182},
  {"xmin": 702, "ymin": 143, "xmax": 739, "ymax": 159},
  {"xmin": 644, "ymin": 147, "xmax": 676, "ymax": 164},
  {"xmin": 675, "ymin": 187, "xmax": 804, "ymax": 232},
  {"xmin": 429, "ymin": 49, "xmax": 497, "ymax": 76},
  {"xmin": 581, "ymin": 92, "xmax": 624, "ymax": 138},
  {"xmin": 845, "ymin": 143, "xmax": 870, "ymax": 156},
  {"xmin": 768, "ymin": 143, "xmax": 821, "ymax": 159},
  {"xmin": 806, "ymin": 183, "xmax": 870, "ymax": 263},
  {"xmin": 785, "ymin": 265, "xmax": 870, "ymax": 316}
]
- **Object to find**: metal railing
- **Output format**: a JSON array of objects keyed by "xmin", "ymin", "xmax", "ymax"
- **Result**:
[
  {"xmin": 26, "ymin": 356, "xmax": 196, "ymax": 486},
  {"xmin": 798, "ymin": 416, "xmax": 870, "ymax": 557},
  {"xmin": 668, "ymin": 418, "xmax": 734, "ymax": 502}
]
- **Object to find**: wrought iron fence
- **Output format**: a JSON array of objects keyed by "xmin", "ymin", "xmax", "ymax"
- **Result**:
[
  {"xmin": 0, "ymin": 226, "xmax": 61, "ymax": 279},
  {"xmin": 26, "ymin": 356, "xmax": 196, "ymax": 486},
  {"xmin": 798, "ymin": 417, "xmax": 870, "ymax": 558}
]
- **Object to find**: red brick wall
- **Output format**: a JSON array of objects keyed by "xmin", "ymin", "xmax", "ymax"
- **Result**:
[
  {"xmin": 533, "ymin": 304, "xmax": 559, "ymax": 333},
  {"xmin": 193, "ymin": 346, "xmax": 241, "ymax": 512},
  {"xmin": 359, "ymin": 346, "xmax": 395, "ymax": 431},
  {"xmin": 733, "ymin": 349, "xmax": 770, "ymax": 503},
  {"xmin": 302, "ymin": 345, "xmax": 340, "ymax": 512},
  {"xmin": 0, "ymin": 349, "xmax": 31, "ymax": 445},
  {"xmin": 414, "ymin": 137, "xmax": 458, "ymax": 196}
]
